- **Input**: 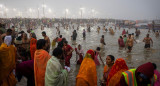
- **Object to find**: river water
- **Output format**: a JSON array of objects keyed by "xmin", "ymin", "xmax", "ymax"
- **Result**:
[{"xmin": 17, "ymin": 23, "xmax": 160, "ymax": 86}]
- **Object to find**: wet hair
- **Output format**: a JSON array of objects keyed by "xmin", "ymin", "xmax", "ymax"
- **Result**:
[
  {"xmin": 12, "ymin": 26, "xmax": 15, "ymax": 28},
  {"xmin": 64, "ymin": 41, "xmax": 68, "ymax": 44},
  {"xmin": 147, "ymin": 34, "xmax": 149, "ymax": 37},
  {"xmin": 107, "ymin": 55, "xmax": 115, "ymax": 62},
  {"xmin": 96, "ymin": 47, "xmax": 101, "ymax": 51},
  {"xmin": 78, "ymin": 44, "xmax": 81, "ymax": 48},
  {"xmin": 7, "ymin": 29, "xmax": 12, "ymax": 33},
  {"xmin": 42, "ymin": 31, "xmax": 46, "ymax": 35},
  {"xmin": 62, "ymin": 38, "xmax": 66, "ymax": 42},
  {"xmin": 31, "ymin": 33, "xmax": 37, "ymax": 39},
  {"xmin": 52, "ymin": 47, "xmax": 63, "ymax": 57},
  {"xmin": 60, "ymin": 35, "xmax": 62, "ymax": 38},
  {"xmin": 37, "ymin": 39, "xmax": 46, "ymax": 49},
  {"xmin": 102, "ymin": 35, "xmax": 104, "ymax": 38},
  {"xmin": 152, "ymin": 63, "xmax": 157, "ymax": 69}
]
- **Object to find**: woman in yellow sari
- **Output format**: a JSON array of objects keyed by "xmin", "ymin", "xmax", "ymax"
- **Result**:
[
  {"xmin": 76, "ymin": 49, "xmax": 97, "ymax": 86},
  {"xmin": 34, "ymin": 39, "xmax": 51, "ymax": 86},
  {"xmin": 0, "ymin": 36, "xmax": 17, "ymax": 86}
]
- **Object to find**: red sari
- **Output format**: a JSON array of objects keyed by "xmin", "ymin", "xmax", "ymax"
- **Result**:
[
  {"xmin": 63, "ymin": 44, "xmax": 73, "ymax": 67},
  {"xmin": 30, "ymin": 38, "xmax": 37, "ymax": 60},
  {"xmin": 106, "ymin": 58, "xmax": 128, "ymax": 86}
]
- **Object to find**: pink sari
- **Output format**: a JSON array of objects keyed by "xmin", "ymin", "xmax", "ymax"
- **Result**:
[{"xmin": 94, "ymin": 51, "xmax": 100, "ymax": 66}]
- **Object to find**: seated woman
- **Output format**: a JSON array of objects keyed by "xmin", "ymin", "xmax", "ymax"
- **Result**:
[
  {"xmin": 100, "ymin": 55, "xmax": 115, "ymax": 86},
  {"xmin": 76, "ymin": 49, "xmax": 97, "ymax": 86},
  {"xmin": 75, "ymin": 44, "xmax": 84, "ymax": 64},
  {"xmin": 106, "ymin": 58, "xmax": 128, "ymax": 86}
]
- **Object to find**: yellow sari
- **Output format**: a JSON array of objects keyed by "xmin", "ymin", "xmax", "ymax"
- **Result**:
[
  {"xmin": 0, "ymin": 43, "xmax": 17, "ymax": 86},
  {"xmin": 76, "ymin": 49, "xmax": 97, "ymax": 86}
]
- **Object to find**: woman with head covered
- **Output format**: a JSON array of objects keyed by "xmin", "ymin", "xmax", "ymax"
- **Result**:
[{"xmin": 76, "ymin": 49, "xmax": 97, "ymax": 86}]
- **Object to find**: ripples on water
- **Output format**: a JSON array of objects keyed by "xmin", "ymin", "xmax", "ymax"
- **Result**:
[{"xmin": 23, "ymin": 23, "xmax": 160, "ymax": 86}]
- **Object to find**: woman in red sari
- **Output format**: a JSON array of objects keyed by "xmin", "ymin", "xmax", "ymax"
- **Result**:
[
  {"xmin": 106, "ymin": 58, "xmax": 128, "ymax": 86},
  {"xmin": 63, "ymin": 41, "xmax": 73, "ymax": 67},
  {"xmin": 30, "ymin": 33, "xmax": 37, "ymax": 60}
]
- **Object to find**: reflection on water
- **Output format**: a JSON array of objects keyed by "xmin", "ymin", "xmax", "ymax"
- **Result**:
[{"xmin": 23, "ymin": 23, "xmax": 160, "ymax": 86}]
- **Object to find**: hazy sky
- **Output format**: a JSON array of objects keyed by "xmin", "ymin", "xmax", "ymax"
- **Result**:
[{"xmin": 0, "ymin": 0, "xmax": 160, "ymax": 20}]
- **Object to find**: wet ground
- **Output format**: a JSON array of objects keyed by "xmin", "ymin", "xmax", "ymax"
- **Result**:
[{"xmin": 17, "ymin": 23, "xmax": 160, "ymax": 86}]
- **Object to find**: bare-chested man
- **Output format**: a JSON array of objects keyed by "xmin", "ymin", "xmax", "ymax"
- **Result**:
[
  {"xmin": 126, "ymin": 34, "xmax": 134, "ymax": 53},
  {"xmin": 42, "ymin": 31, "xmax": 50, "ymax": 52},
  {"xmin": 143, "ymin": 34, "xmax": 153, "ymax": 49}
]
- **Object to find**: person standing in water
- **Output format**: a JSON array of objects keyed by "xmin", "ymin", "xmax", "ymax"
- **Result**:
[
  {"xmin": 83, "ymin": 29, "xmax": 86, "ymax": 40},
  {"xmin": 42, "ymin": 31, "xmax": 50, "ymax": 53},
  {"xmin": 155, "ymin": 31, "xmax": 159, "ymax": 38},
  {"xmin": 72, "ymin": 30, "xmax": 77, "ymax": 45},
  {"xmin": 122, "ymin": 29, "xmax": 126, "ymax": 36},
  {"xmin": 75, "ymin": 44, "xmax": 84, "ymax": 64},
  {"xmin": 100, "ymin": 35, "xmax": 106, "ymax": 49},
  {"xmin": 126, "ymin": 34, "xmax": 134, "ymax": 53},
  {"xmin": 94, "ymin": 47, "xmax": 104, "ymax": 66},
  {"xmin": 143, "ymin": 34, "xmax": 153, "ymax": 49},
  {"xmin": 118, "ymin": 36, "xmax": 125, "ymax": 48},
  {"xmin": 63, "ymin": 41, "xmax": 73, "ymax": 67},
  {"xmin": 123, "ymin": 35, "xmax": 127, "ymax": 46}
]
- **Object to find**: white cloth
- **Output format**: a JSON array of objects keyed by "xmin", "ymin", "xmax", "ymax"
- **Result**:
[
  {"xmin": 76, "ymin": 49, "xmax": 84, "ymax": 58},
  {"xmin": 45, "ymin": 56, "xmax": 68, "ymax": 86},
  {"xmin": 4, "ymin": 36, "xmax": 12, "ymax": 46}
]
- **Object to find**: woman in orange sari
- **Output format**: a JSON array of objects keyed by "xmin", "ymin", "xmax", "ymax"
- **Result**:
[
  {"xmin": 106, "ymin": 58, "xmax": 128, "ymax": 86},
  {"xmin": 30, "ymin": 33, "xmax": 37, "ymax": 60},
  {"xmin": 76, "ymin": 49, "xmax": 97, "ymax": 86},
  {"xmin": 34, "ymin": 39, "xmax": 51, "ymax": 86},
  {"xmin": 0, "ymin": 36, "xmax": 17, "ymax": 86}
]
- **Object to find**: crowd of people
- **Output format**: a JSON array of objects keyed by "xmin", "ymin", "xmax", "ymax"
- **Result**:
[{"xmin": 0, "ymin": 18, "xmax": 160, "ymax": 86}]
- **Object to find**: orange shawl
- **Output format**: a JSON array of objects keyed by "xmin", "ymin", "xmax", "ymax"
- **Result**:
[
  {"xmin": 76, "ymin": 49, "xmax": 97, "ymax": 86},
  {"xmin": 34, "ymin": 49, "xmax": 51, "ymax": 86},
  {"xmin": 106, "ymin": 58, "xmax": 128, "ymax": 86},
  {"xmin": 0, "ymin": 43, "xmax": 17, "ymax": 86},
  {"xmin": 30, "ymin": 38, "xmax": 37, "ymax": 60}
]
